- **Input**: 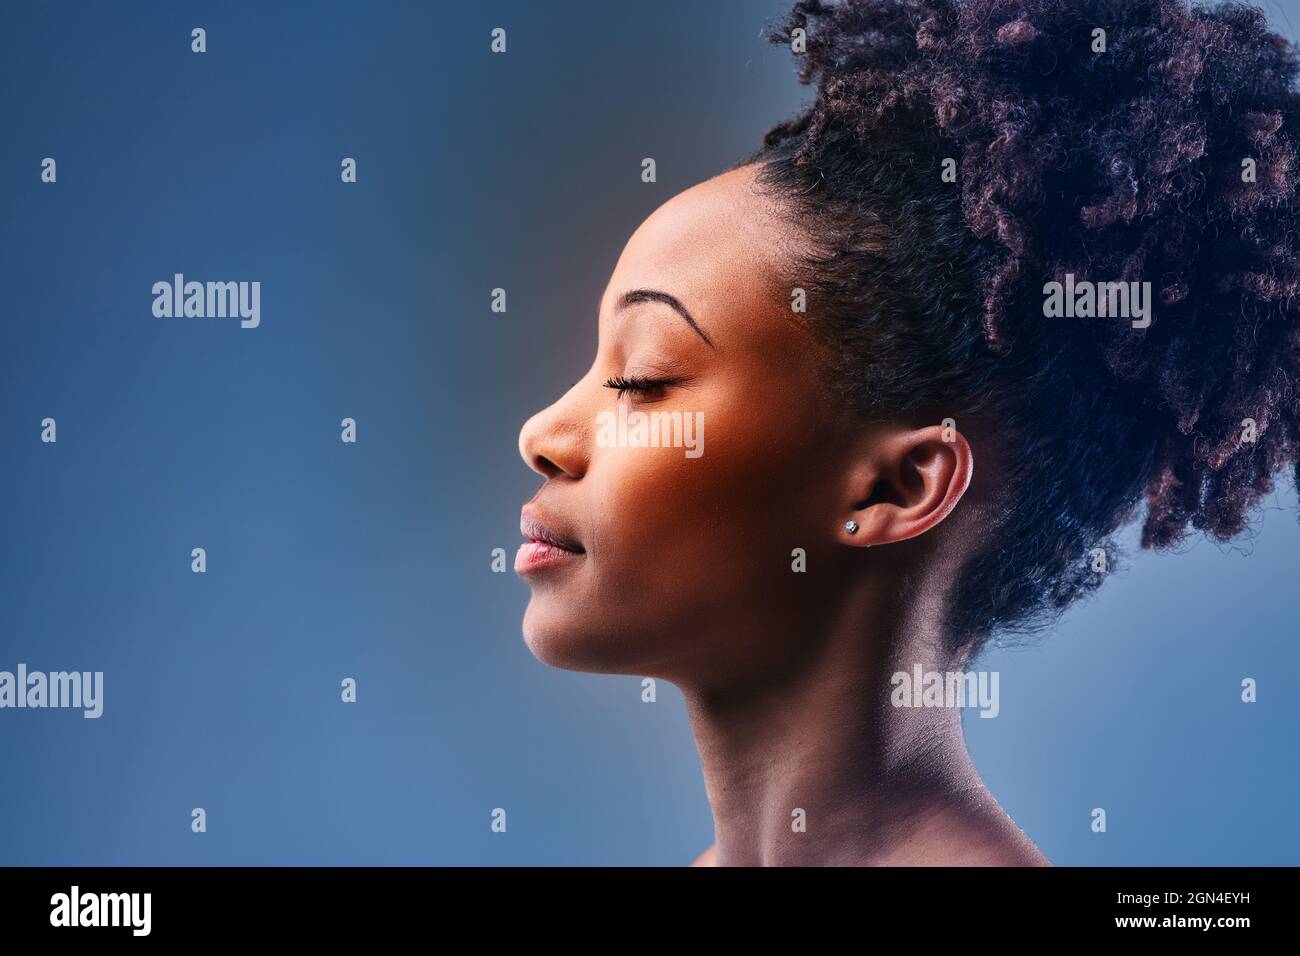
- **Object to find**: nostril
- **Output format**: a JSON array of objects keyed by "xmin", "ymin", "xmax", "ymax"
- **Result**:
[{"xmin": 532, "ymin": 454, "xmax": 561, "ymax": 479}]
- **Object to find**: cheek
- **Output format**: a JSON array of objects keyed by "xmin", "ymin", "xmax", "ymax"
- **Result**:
[
  {"xmin": 588, "ymin": 444, "xmax": 729, "ymax": 571},
  {"xmin": 586, "ymin": 399, "xmax": 821, "ymax": 594}
]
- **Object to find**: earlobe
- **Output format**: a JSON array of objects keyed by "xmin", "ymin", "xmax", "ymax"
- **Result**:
[{"xmin": 840, "ymin": 518, "xmax": 873, "ymax": 548}]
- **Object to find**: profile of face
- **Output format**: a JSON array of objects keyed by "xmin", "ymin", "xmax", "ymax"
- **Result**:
[{"xmin": 516, "ymin": 163, "xmax": 973, "ymax": 696}]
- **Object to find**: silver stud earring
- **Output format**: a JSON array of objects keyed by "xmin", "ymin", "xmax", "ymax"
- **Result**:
[{"xmin": 844, "ymin": 520, "xmax": 859, "ymax": 534}]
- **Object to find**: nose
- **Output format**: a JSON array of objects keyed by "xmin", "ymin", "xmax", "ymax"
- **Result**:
[{"xmin": 518, "ymin": 384, "xmax": 589, "ymax": 480}]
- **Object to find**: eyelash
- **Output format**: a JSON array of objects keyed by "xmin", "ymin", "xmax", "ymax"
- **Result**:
[{"xmin": 603, "ymin": 374, "xmax": 681, "ymax": 399}]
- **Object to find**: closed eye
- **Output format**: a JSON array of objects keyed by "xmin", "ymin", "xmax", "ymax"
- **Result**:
[{"xmin": 603, "ymin": 374, "xmax": 684, "ymax": 400}]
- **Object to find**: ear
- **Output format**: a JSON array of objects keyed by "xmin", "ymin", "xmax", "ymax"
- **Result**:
[{"xmin": 836, "ymin": 424, "xmax": 973, "ymax": 548}]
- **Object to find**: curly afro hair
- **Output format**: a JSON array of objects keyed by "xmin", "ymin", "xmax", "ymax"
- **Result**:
[{"xmin": 733, "ymin": 0, "xmax": 1300, "ymax": 658}]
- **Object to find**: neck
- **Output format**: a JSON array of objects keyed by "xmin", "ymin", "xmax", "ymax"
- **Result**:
[{"xmin": 680, "ymin": 585, "xmax": 1040, "ymax": 866}]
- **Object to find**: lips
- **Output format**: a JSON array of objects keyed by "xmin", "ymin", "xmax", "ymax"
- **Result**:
[
  {"xmin": 517, "ymin": 505, "xmax": 585, "ymax": 575},
  {"xmin": 520, "ymin": 506, "xmax": 585, "ymax": 554}
]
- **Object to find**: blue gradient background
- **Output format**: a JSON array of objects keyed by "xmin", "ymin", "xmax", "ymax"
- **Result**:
[{"xmin": 1, "ymin": 0, "xmax": 1296, "ymax": 865}]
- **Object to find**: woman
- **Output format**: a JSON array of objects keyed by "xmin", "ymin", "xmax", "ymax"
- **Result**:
[{"xmin": 515, "ymin": 0, "xmax": 1300, "ymax": 866}]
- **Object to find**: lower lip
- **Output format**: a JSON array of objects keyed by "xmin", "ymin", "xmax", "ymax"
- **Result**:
[{"xmin": 515, "ymin": 541, "xmax": 584, "ymax": 575}]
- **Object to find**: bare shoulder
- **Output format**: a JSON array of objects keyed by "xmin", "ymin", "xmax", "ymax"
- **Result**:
[
  {"xmin": 689, "ymin": 843, "xmax": 717, "ymax": 867},
  {"xmin": 957, "ymin": 814, "xmax": 1052, "ymax": 866}
]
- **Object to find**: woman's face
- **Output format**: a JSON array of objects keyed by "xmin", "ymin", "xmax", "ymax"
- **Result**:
[{"xmin": 517, "ymin": 164, "xmax": 856, "ymax": 690}]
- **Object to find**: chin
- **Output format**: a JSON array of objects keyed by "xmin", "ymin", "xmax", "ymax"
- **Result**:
[
  {"xmin": 520, "ymin": 598, "xmax": 649, "ymax": 675},
  {"xmin": 521, "ymin": 599, "xmax": 598, "ymax": 671}
]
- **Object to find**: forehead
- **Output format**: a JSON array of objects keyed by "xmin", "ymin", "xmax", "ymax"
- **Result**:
[{"xmin": 601, "ymin": 165, "xmax": 795, "ymax": 339}]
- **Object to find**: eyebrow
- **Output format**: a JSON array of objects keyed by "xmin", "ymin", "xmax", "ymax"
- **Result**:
[{"xmin": 615, "ymin": 288, "xmax": 715, "ymax": 349}]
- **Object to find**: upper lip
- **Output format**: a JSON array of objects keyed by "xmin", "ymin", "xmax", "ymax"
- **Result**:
[{"xmin": 520, "ymin": 504, "xmax": 585, "ymax": 553}]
